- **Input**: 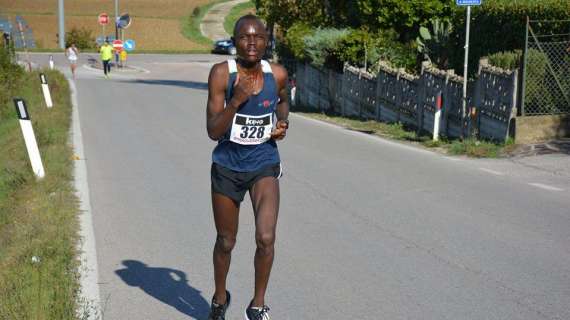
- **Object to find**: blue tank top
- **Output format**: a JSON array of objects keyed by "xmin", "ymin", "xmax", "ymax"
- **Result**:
[{"xmin": 212, "ymin": 60, "xmax": 280, "ymax": 172}]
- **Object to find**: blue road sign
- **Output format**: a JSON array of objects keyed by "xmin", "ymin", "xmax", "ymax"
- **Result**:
[
  {"xmin": 124, "ymin": 39, "xmax": 135, "ymax": 52},
  {"xmin": 456, "ymin": 0, "xmax": 481, "ymax": 5}
]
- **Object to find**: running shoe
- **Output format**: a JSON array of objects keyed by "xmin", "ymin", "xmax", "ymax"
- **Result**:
[
  {"xmin": 208, "ymin": 290, "xmax": 231, "ymax": 320},
  {"xmin": 244, "ymin": 302, "xmax": 271, "ymax": 320}
]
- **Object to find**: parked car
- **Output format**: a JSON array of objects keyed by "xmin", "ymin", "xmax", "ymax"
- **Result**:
[{"xmin": 212, "ymin": 39, "xmax": 236, "ymax": 55}]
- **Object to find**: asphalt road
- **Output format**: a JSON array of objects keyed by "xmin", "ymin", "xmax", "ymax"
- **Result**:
[{"xmin": 27, "ymin": 53, "xmax": 570, "ymax": 320}]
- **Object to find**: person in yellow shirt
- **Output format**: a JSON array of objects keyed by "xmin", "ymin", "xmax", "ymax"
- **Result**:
[{"xmin": 100, "ymin": 41, "xmax": 114, "ymax": 78}]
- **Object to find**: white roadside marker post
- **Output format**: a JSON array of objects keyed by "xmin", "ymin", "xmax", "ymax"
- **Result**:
[
  {"xmin": 49, "ymin": 55, "xmax": 54, "ymax": 70},
  {"xmin": 433, "ymin": 91, "xmax": 443, "ymax": 141},
  {"xmin": 14, "ymin": 98, "xmax": 45, "ymax": 179},
  {"xmin": 39, "ymin": 73, "xmax": 53, "ymax": 108}
]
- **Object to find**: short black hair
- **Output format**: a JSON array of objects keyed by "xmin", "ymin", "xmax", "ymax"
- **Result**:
[{"xmin": 233, "ymin": 14, "xmax": 266, "ymax": 37}]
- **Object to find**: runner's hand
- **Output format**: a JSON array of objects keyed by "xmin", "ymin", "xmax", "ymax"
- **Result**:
[
  {"xmin": 229, "ymin": 74, "xmax": 256, "ymax": 108},
  {"xmin": 271, "ymin": 120, "xmax": 288, "ymax": 140}
]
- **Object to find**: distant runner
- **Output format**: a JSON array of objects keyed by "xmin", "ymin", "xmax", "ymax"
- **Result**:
[
  {"xmin": 99, "ymin": 41, "xmax": 113, "ymax": 78},
  {"xmin": 65, "ymin": 43, "xmax": 79, "ymax": 78},
  {"xmin": 206, "ymin": 14, "xmax": 289, "ymax": 320}
]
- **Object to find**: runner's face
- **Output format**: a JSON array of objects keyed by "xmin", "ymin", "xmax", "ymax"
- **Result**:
[{"xmin": 234, "ymin": 20, "xmax": 267, "ymax": 64}]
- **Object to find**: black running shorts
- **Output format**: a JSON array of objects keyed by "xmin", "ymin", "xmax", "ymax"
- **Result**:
[{"xmin": 211, "ymin": 162, "xmax": 282, "ymax": 202}]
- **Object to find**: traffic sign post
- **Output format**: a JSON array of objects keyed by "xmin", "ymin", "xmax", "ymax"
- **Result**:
[
  {"xmin": 98, "ymin": 13, "xmax": 109, "ymax": 39},
  {"xmin": 456, "ymin": 0, "xmax": 481, "ymax": 139},
  {"xmin": 14, "ymin": 99, "xmax": 45, "ymax": 179},
  {"xmin": 39, "ymin": 73, "xmax": 53, "ymax": 108}
]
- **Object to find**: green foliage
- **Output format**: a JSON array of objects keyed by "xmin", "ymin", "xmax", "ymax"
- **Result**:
[
  {"xmin": 65, "ymin": 27, "xmax": 94, "ymax": 50},
  {"xmin": 487, "ymin": 50, "xmax": 522, "ymax": 70},
  {"xmin": 523, "ymin": 49, "xmax": 559, "ymax": 114},
  {"xmin": 416, "ymin": 19, "xmax": 453, "ymax": 69},
  {"xmin": 0, "ymin": 68, "xmax": 81, "ymax": 320},
  {"xmin": 341, "ymin": 29, "xmax": 417, "ymax": 72},
  {"xmin": 0, "ymin": 49, "xmax": 24, "ymax": 120},
  {"xmin": 357, "ymin": 0, "xmax": 455, "ymax": 42},
  {"xmin": 450, "ymin": 0, "xmax": 570, "ymax": 74},
  {"xmin": 254, "ymin": 0, "xmax": 362, "ymax": 30},
  {"xmin": 303, "ymin": 28, "xmax": 350, "ymax": 69},
  {"xmin": 284, "ymin": 22, "xmax": 314, "ymax": 61}
]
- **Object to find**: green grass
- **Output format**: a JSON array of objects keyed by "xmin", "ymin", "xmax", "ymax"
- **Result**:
[
  {"xmin": 181, "ymin": 0, "xmax": 232, "ymax": 46},
  {"xmin": 223, "ymin": 1, "xmax": 255, "ymax": 35},
  {"xmin": 0, "ymin": 69, "xmax": 81, "ymax": 319},
  {"xmin": 295, "ymin": 109, "xmax": 514, "ymax": 158}
]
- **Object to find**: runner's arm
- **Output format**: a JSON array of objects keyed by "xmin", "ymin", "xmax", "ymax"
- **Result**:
[
  {"xmin": 270, "ymin": 64, "xmax": 289, "ymax": 140},
  {"xmin": 206, "ymin": 63, "xmax": 237, "ymax": 141},
  {"xmin": 273, "ymin": 64, "xmax": 289, "ymax": 122}
]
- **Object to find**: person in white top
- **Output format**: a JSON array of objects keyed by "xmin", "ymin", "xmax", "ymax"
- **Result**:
[{"xmin": 65, "ymin": 43, "xmax": 79, "ymax": 78}]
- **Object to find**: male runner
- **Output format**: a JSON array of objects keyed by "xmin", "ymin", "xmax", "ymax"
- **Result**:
[
  {"xmin": 206, "ymin": 14, "xmax": 289, "ymax": 320},
  {"xmin": 99, "ymin": 41, "xmax": 113, "ymax": 78}
]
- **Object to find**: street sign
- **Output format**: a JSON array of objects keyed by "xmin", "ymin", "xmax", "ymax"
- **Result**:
[
  {"xmin": 98, "ymin": 13, "xmax": 109, "ymax": 25},
  {"xmin": 112, "ymin": 39, "xmax": 123, "ymax": 52},
  {"xmin": 124, "ymin": 39, "xmax": 135, "ymax": 52},
  {"xmin": 117, "ymin": 13, "xmax": 132, "ymax": 29},
  {"xmin": 456, "ymin": 0, "xmax": 481, "ymax": 5}
]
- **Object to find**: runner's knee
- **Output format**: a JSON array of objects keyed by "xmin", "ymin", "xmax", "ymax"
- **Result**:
[
  {"xmin": 215, "ymin": 234, "xmax": 236, "ymax": 253},
  {"xmin": 255, "ymin": 232, "xmax": 275, "ymax": 252}
]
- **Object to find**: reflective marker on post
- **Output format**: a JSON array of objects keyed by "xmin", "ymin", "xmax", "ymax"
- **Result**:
[
  {"xmin": 433, "ymin": 92, "xmax": 443, "ymax": 141},
  {"xmin": 14, "ymin": 98, "xmax": 45, "ymax": 179},
  {"xmin": 39, "ymin": 73, "xmax": 53, "ymax": 108}
]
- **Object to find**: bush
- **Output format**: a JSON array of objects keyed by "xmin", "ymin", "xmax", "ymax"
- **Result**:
[
  {"xmin": 340, "ymin": 29, "xmax": 417, "ymax": 73},
  {"xmin": 65, "ymin": 27, "xmax": 94, "ymax": 50},
  {"xmin": 0, "ymin": 48, "xmax": 24, "ymax": 120},
  {"xmin": 524, "ymin": 49, "xmax": 555, "ymax": 113},
  {"xmin": 487, "ymin": 50, "xmax": 522, "ymax": 70},
  {"xmin": 284, "ymin": 22, "xmax": 314, "ymax": 61},
  {"xmin": 303, "ymin": 28, "xmax": 350, "ymax": 70},
  {"xmin": 450, "ymin": 0, "xmax": 570, "ymax": 74}
]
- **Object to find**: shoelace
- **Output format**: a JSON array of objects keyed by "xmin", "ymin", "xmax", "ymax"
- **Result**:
[
  {"xmin": 251, "ymin": 306, "xmax": 270, "ymax": 320},
  {"xmin": 210, "ymin": 303, "xmax": 225, "ymax": 320}
]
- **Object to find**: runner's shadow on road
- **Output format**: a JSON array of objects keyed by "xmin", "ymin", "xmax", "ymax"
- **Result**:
[
  {"xmin": 124, "ymin": 79, "xmax": 208, "ymax": 90},
  {"xmin": 115, "ymin": 260, "xmax": 210, "ymax": 319}
]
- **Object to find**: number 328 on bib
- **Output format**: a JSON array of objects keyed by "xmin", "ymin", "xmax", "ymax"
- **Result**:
[{"xmin": 230, "ymin": 113, "xmax": 274, "ymax": 145}]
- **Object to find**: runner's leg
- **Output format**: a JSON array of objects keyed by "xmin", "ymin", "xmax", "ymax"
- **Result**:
[
  {"xmin": 249, "ymin": 176, "xmax": 279, "ymax": 307},
  {"xmin": 212, "ymin": 192, "xmax": 240, "ymax": 304}
]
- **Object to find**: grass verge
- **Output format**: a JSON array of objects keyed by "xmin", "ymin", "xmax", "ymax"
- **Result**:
[
  {"xmin": 0, "ymin": 69, "xmax": 80, "ymax": 319},
  {"xmin": 295, "ymin": 109, "xmax": 516, "ymax": 158},
  {"xmin": 223, "ymin": 1, "xmax": 256, "ymax": 35},
  {"xmin": 181, "ymin": 0, "xmax": 231, "ymax": 46}
]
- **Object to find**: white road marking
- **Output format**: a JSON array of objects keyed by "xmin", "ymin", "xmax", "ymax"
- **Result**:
[
  {"xmin": 479, "ymin": 168, "xmax": 505, "ymax": 176},
  {"xmin": 528, "ymin": 183, "xmax": 564, "ymax": 192},
  {"xmin": 70, "ymin": 78, "xmax": 102, "ymax": 319}
]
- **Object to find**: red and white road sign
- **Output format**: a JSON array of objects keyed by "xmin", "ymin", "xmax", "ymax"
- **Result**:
[
  {"xmin": 98, "ymin": 13, "xmax": 109, "ymax": 25},
  {"xmin": 112, "ymin": 39, "xmax": 123, "ymax": 52}
]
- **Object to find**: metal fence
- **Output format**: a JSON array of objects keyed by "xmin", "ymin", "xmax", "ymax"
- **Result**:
[
  {"xmin": 522, "ymin": 19, "xmax": 570, "ymax": 116},
  {"xmin": 290, "ymin": 60, "xmax": 519, "ymax": 142}
]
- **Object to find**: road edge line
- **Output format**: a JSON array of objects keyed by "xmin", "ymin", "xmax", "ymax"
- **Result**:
[{"xmin": 69, "ymin": 77, "xmax": 102, "ymax": 319}]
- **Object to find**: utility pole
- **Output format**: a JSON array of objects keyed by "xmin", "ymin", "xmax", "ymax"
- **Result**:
[
  {"xmin": 115, "ymin": 0, "xmax": 119, "ymax": 40},
  {"xmin": 115, "ymin": 0, "xmax": 119, "ymax": 64},
  {"xmin": 58, "ymin": 0, "xmax": 65, "ymax": 49}
]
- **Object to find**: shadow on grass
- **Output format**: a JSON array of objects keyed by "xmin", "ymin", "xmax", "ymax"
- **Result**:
[{"xmin": 115, "ymin": 260, "xmax": 210, "ymax": 319}]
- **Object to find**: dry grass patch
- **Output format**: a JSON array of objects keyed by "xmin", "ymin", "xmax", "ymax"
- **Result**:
[
  {"xmin": 0, "ymin": 0, "xmax": 212, "ymax": 18},
  {"xmin": 16, "ymin": 14, "xmax": 208, "ymax": 51},
  {"xmin": 1, "ymin": 0, "xmax": 216, "ymax": 50}
]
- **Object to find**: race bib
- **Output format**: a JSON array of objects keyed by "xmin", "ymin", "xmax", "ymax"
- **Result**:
[{"xmin": 229, "ymin": 113, "xmax": 273, "ymax": 145}]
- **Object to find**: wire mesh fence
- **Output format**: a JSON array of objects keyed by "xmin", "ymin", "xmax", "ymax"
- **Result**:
[{"xmin": 522, "ymin": 20, "xmax": 570, "ymax": 116}]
